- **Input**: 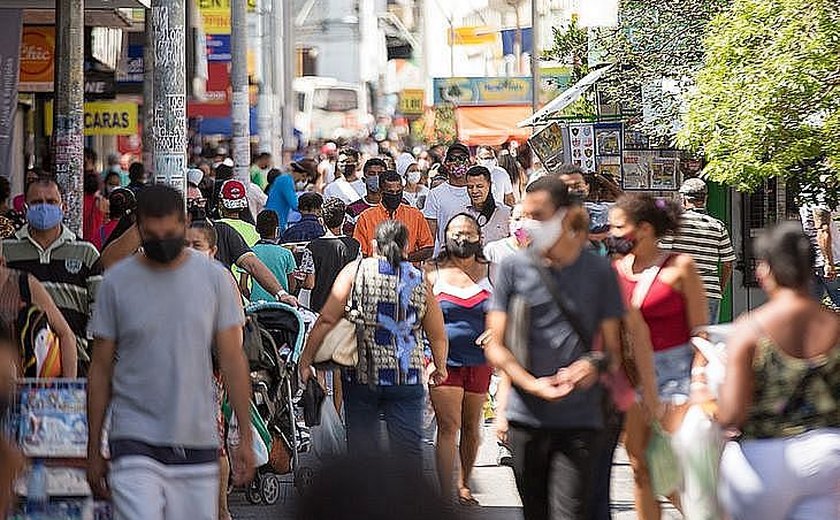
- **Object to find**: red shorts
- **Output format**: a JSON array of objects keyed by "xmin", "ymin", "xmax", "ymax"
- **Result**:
[{"xmin": 439, "ymin": 364, "xmax": 493, "ymax": 394}]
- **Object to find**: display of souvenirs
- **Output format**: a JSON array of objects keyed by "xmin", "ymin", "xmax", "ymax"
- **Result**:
[
  {"xmin": 595, "ymin": 124, "xmax": 622, "ymax": 156},
  {"xmin": 528, "ymin": 122, "xmax": 565, "ymax": 172},
  {"xmin": 569, "ymin": 124, "xmax": 596, "ymax": 172},
  {"xmin": 17, "ymin": 382, "xmax": 87, "ymax": 458}
]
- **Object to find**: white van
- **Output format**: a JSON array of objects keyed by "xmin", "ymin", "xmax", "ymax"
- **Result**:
[{"xmin": 293, "ymin": 77, "xmax": 372, "ymax": 144}]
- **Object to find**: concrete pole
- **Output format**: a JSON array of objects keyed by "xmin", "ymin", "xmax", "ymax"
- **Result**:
[
  {"xmin": 257, "ymin": 0, "xmax": 273, "ymax": 154},
  {"xmin": 52, "ymin": 0, "xmax": 84, "ymax": 235},
  {"xmin": 143, "ymin": 11, "xmax": 155, "ymax": 173},
  {"xmin": 231, "ymin": 0, "xmax": 250, "ymax": 182},
  {"xmin": 531, "ymin": 0, "xmax": 540, "ymax": 113},
  {"xmin": 270, "ymin": 0, "xmax": 283, "ymax": 160},
  {"xmin": 280, "ymin": 0, "xmax": 295, "ymax": 157},
  {"xmin": 149, "ymin": 0, "xmax": 187, "ymax": 193}
]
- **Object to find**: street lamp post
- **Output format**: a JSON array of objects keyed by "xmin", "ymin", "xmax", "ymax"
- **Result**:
[
  {"xmin": 150, "ymin": 0, "xmax": 188, "ymax": 193},
  {"xmin": 231, "ymin": 0, "xmax": 250, "ymax": 182},
  {"xmin": 53, "ymin": 0, "xmax": 84, "ymax": 235},
  {"xmin": 531, "ymin": 0, "xmax": 540, "ymax": 113}
]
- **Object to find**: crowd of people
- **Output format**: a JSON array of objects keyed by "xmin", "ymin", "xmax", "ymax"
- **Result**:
[{"xmin": 0, "ymin": 135, "xmax": 837, "ymax": 520}]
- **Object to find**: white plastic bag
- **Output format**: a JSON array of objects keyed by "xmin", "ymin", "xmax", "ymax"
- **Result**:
[
  {"xmin": 672, "ymin": 405, "xmax": 724, "ymax": 520},
  {"xmin": 646, "ymin": 421, "xmax": 682, "ymax": 497},
  {"xmin": 227, "ymin": 414, "xmax": 270, "ymax": 467},
  {"xmin": 311, "ymin": 402, "xmax": 347, "ymax": 459}
]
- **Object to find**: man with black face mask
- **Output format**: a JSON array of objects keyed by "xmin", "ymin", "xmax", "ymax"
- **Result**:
[
  {"xmin": 87, "ymin": 185, "xmax": 255, "ymax": 519},
  {"xmin": 323, "ymin": 147, "xmax": 365, "ymax": 204},
  {"xmin": 423, "ymin": 143, "xmax": 473, "ymax": 256},
  {"xmin": 353, "ymin": 170, "xmax": 434, "ymax": 263},
  {"xmin": 344, "ymin": 158, "xmax": 387, "ymax": 235}
]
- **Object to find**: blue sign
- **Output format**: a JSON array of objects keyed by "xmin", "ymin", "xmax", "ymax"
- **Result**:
[
  {"xmin": 116, "ymin": 44, "xmax": 144, "ymax": 85},
  {"xmin": 206, "ymin": 34, "xmax": 231, "ymax": 62}
]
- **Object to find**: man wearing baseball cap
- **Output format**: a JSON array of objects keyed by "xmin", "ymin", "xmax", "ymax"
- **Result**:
[
  {"xmin": 661, "ymin": 177, "xmax": 736, "ymax": 323},
  {"xmin": 218, "ymin": 179, "xmax": 260, "ymax": 246}
]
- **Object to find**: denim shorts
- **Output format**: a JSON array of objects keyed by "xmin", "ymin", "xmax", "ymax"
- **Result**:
[{"xmin": 654, "ymin": 343, "xmax": 694, "ymax": 404}]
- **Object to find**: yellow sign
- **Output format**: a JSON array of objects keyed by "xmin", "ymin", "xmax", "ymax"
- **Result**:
[
  {"xmin": 196, "ymin": 0, "xmax": 257, "ymax": 10},
  {"xmin": 200, "ymin": 8, "xmax": 231, "ymax": 34},
  {"xmin": 45, "ymin": 101, "xmax": 138, "ymax": 136},
  {"xmin": 448, "ymin": 26, "xmax": 498, "ymax": 46},
  {"xmin": 399, "ymin": 90, "xmax": 425, "ymax": 115}
]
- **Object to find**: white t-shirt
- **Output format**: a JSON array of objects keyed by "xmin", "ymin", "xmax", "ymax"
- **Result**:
[
  {"xmin": 490, "ymin": 166, "xmax": 513, "ymax": 203},
  {"xmin": 403, "ymin": 186, "xmax": 430, "ymax": 210},
  {"xmin": 468, "ymin": 204, "xmax": 511, "ymax": 245},
  {"xmin": 423, "ymin": 182, "xmax": 471, "ymax": 255},
  {"xmin": 323, "ymin": 177, "xmax": 365, "ymax": 204},
  {"xmin": 319, "ymin": 159, "xmax": 336, "ymax": 186},
  {"xmin": 484, "ymin": 237, "xmax": 519, "ymax": 284}
]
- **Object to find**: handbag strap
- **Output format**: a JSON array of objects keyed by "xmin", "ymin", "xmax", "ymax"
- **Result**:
[
  {"xmin": 532, "ymin": 256, "xmax": 592, "ymax": 350},
  {"xmin": 345, "ymin": 259, "xmax": 365, "ymax": 315},
  {"xmin": 628, "ymin": 253, "xmax": 671, "ymax": 309}
]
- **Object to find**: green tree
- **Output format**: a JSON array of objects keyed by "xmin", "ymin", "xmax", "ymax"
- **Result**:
[
  {"xmin": 678, "ymin": 0, "xmax": 840, "ymax": 195},
  {"xmin": 546, "ymin": 1, "xmax": 728, "ymax": 144}
]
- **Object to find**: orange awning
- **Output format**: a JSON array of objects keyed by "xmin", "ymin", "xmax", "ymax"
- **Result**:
[{"xmin": 456, "ymin": 105, "xmax": 533, "ymax": 147}]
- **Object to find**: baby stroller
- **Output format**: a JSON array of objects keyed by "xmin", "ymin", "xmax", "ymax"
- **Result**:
[{"xmin": 234, "ymin": 301, "xmax": 318, "ymax": 504}]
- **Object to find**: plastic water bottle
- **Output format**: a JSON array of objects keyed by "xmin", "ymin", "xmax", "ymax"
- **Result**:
[{"xmin": 26, "ymin": 459, "xmax": 48, "ymax": 519}]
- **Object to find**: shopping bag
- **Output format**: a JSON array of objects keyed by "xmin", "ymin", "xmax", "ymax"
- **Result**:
[
  {"xmin": 646, "ymin": 421, "xmax": 682, "ymax": 497},
  {"xmin": 311, "ymin": 401, "xmax": 346, "ymax": 459},
  {"xmin": 223, "ymin": 400, "xmax": 272, "ymax": 467},
  {"xmin": 672, "ymin": 405, "xmax": 724, "ymax": 520}
]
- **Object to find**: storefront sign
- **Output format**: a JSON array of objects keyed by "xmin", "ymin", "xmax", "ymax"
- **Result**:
[
  {"xmin": 117, "ymin": 44, "xmax": 144, "ymax": 85},
  {"xmin": 448, "ymin": 26, "xmax": 498, "ymax": 46},
  {"xmin": 19, "ymin": 26, "xmax": 54, "ymax": 92},
  {"xmin": 433, "ymin": 77, "xmax": 532, "ymax": 106},
  {"xmin": 45, "ymin": 101, "xmax": 138, "ymax": 136},
  {"xmin": 398, "ymin": 89, "xmax": 424, "ymax": 115},
  {"xmin": 0, "ymin": 10, "xmax": 22, "ymax": 181}
]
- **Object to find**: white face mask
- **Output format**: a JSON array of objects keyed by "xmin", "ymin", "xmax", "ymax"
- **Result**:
[
  {"xmin": 520, "ymin": 209, "xmax": 567, "ymax": 252},
  {"xmin": 406, "ymin": 171, "xmax": 422, "ymax": 184}
]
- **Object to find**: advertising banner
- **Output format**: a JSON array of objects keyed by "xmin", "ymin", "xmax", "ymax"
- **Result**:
[
  {"xmin": 0, "ymin": 10, "xmax": 22, "ymax": 180},
  {"xmin": 45, "ymin": 101, "xmax": 138, "ymax": 136},
  {"xmin": 19, "ymin": 26, "xmax": 54, "ymax": 92},
  {"xmin": 433, "ymin": 77, "xmax": 532, "ymax": 106}
]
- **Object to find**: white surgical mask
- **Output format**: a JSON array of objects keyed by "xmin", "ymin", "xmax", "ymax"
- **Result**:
[
  {"xmin": 521, "ymin": 209, "xmax": 567, "ymax": 252},
  {"xmin": 406, "ymin": 171, "xmax": 422, "ymax": 184}
]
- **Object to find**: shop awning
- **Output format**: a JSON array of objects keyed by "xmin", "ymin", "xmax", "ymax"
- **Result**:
[
  {"xmin": 456, "ymin": 105, "xmax": 532, "ymax": 146},
  {"xmin": 517, "ymin": 63, "xmax": 615, "ymax": 128}
]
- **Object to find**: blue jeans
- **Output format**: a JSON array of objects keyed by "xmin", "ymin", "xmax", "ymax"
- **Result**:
[
  {"xmin": 708, "ymin": 298, "xmax": 721, "ymax": 325},
  {"xmin": 342, "ymin": 383, "xmax": 425, "ymax": 464},
  {"xmin": 814, "ymin": 274, "xmax": 840, "ymax": 307},
  {"xmin": 654, "ymin": 343, "xmax": 694, "ymax": 404}
]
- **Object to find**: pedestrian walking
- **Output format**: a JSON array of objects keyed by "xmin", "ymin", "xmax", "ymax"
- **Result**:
[
  {"xmin": 465, "ymin": 166, "xmax": 511, "ymax": 245},
  {"xmin": 475, "ymin": 145, "xmax": 516, "ymax": 207},
  {"xmin": 344, "ymin": 158, "xmax": 388, "ymax": 235},
  {"xmin": 281, "ymin": 192, "xmax": 325, "ymax": 243},
  {"xmin": 218, "ymin": 179, "xmax": 261, "ymax": 246},
  {"xmin": 717, "ymin": 221, "xmax": 840, "ymax": 520},
  {"xmin": 485, "ymin": 177, "xmax": 624, "ymax": 520},
  {"xmin": 424, "ymin": 143, "xmax": 473, "ymax": 255},
  {"xmin": 298, "ymin": 198, "xmax": 360, "ymax": 313},
  {"xmin": 610, "ymin": 194, "xmax": 708, "ymax": 519},
  {"xmin": 86, "ymin": 185, "xmax": 255, "ymax": 520},
  {"xmin": 298, "ymin": 220, "xmax": 449, "ymax": 466},
  {"xmin": 323, "ymin": 147, "xmax": 365, "ymax": 204},
  {"xmin": 3, "ymin": 176, "xmax": 102, "ymax": 374},
  {"xmin": 396, "ymin": 152, "xmax": 430, "ymax": 210},
  {"xmin": 265, "ymin": 166, "xmax": 299, "ymax": 231},
  {"xmin": 250, "ymin": 210, "xmax": 298, "ymax": 301},
  {"xmin": 799, "ymin": 200, "xmax": 840, "ymax": 307},
  {"xmin": 353, "ymin": 170, "xmax": 434, "ymax": 262},
  {"xmin": 660, "ymin": 178, "xmax": 736, "ymax": 324},
  {"xmin": 427, "ymin": 214, "xmax": 493, "ymax": 506}
]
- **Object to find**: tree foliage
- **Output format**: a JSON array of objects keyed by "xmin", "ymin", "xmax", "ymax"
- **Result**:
[
  {"xmin": 546, "ymin": 1, "xmax": 728, "ymax": 144},
  {"xmin": 677, "ymin": 0, "xmax": 840, "ymax": 194}
]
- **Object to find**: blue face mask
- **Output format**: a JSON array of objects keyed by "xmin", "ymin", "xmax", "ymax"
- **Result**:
[
  {"xmin": 26, "ymin": 203, "xmax": 64, "ymax": 231},
  {"xmin": 365, "ymin": 175, "xmax": 381, "ymax": 193}
]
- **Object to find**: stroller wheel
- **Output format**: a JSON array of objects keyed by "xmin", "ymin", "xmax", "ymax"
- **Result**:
[
  {"xmin": 294, "ymin": 466, "xmax": 315, "ymax": 495},
  {"xmin": 260, "ymin": 473, "xmax": 282, "ymax": 505},
  {"xmin": 245, "ymin": 476, "xmax": 264, "ymax": 505}
]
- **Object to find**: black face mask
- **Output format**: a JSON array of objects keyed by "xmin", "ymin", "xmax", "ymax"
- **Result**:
[
  {"xmin": 143, "ymin": 236, "xmax": 185, "ymax": 264},
  {"xmin": 447, "ymin": 238, "xmax": 482, "ymax": 259},
  {"xmin": 188, "ymin": 203, "xmax": 207, "ymax": 222},
  {"xmin": 382, "ymin": 192, "xmax": 402, "ymax": 212},
  {"xmin": 603, "ymin": 235, "xmax": 637, "ymax": 256}
]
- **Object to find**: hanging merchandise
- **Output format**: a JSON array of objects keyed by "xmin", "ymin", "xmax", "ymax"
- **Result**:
[
  {"xmin": 568, "ymin": 124, "xmax": 596, "ymax": 173},
  {"xmin": 527, "ymin": 122, "xmax": 566, "ymax": 173}
]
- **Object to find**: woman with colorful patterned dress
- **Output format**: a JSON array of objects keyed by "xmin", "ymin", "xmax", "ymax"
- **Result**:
[{"xmin": 299, "ymin": 220, "xmax": 449, "ymax": 468}]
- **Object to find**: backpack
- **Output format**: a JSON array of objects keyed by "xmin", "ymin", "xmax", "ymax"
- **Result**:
[{"xmin": 16, "ymin": 274, "xmax": 61, "ymax": 378}]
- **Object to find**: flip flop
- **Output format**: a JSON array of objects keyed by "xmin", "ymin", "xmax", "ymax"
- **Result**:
[{"xmin": 458, "ymin": 494, "xmax": 480, "ymax": 507}]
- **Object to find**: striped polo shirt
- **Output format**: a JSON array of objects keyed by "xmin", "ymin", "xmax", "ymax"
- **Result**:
[
  {"xmin": 660, "ymin": 208, "xmax": 736, "ymax": 300},
  {"xmin": 3, "ymin": 226, "xmax": 103, "ymax": 364}
]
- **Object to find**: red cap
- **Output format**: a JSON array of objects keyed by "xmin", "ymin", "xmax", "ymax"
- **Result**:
[{"xmin": 220, "ymin": 179, "xmax": 248, "ymax": 209}]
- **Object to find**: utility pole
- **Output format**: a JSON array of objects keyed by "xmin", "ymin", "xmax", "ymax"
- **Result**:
[
  {"xmin": 150, "ymin": 0, "xmax": 187, "ymax": 192},
  {"xmin": 257, "ymin": 0, "xmax": 273, "ymax": 154},
  {"xmin": 271, "ymin": 0, "xmax": 283, "ymax": 160},
  {"xmin": 280, "ymin": 0, "xmax": 295, "ymax": 159},
  {"xmin": 143, "ymin": 12, "xmax": 155, "ymax": 173},
  {"xmin": 531, "ymin": 0, "xmax": 540, "ymax": 113},
  {"xmin": 231, "ymin": 0, "xmax": 250, "ymax": 181},
  {"xmin": 52, "ymin": 0, "xmax": 84, "ymax": 235}
]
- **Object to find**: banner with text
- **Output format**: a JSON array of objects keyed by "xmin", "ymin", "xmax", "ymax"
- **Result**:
[
  {"xmin": 433, "ymin": 77, "xmax": 532, "ymax": 106},
  {"xmin": 45, "ymin": 101, "xmax": 138, "ymax": 136},
  {"xmin": 0, "ymin": 10, "xmax": 22, "ymax": 180}
]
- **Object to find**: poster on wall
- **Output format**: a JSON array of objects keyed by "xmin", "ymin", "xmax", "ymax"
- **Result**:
[
  {"xmin": 622, "ymin": 150, "xmax": 652, "ymax": 190},
  {"xmin": 568, "ymin": 124, "xmax": 596, "ymax": 172},
  {"xmin": 650, "ymin": 150, "xmax": 680, "ymax": 190},
  {"xmin": 595, "ymin": 123, "xmax": 622, "ymax": 156},
  {"xmin": 597, "ymin": 155, "xmax": 622, "ymax": 178},
  {"xmin": 528, "ymin": 122, "xmax": 565, "ymax": 172}
]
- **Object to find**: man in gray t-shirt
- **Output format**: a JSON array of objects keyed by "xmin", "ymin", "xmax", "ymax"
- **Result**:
[
  {"xmin": 485, "ymin": 177, "xmax": 624, "ymax": 520},
  {"xmin": 86, "ymin": 185, "xmax": 254, "ymax": 520}
]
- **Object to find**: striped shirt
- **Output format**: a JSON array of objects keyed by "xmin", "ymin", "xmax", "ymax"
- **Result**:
[
  {"xmin": 3, "ymin": 226, "xmax": 103, "ymax": 365},
  {"xmin": 660, "ymin": 208, "xmax": 736, "ymax": 300}
]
